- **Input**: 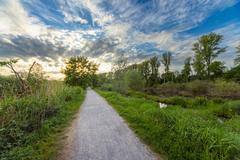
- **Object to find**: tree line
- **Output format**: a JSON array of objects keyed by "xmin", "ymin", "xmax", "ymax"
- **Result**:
[{"xmin": 96, "ymin": 32, "xmax": 240, "ymax": 92}]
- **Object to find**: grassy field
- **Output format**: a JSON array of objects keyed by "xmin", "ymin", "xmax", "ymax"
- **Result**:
[
  {"xmin": 0, "ymin": 81, "xmax": 85, "ymax": 160},
  {"xmin": 97, "ymin": 90, "xmax": 240, "ymax": 160}
]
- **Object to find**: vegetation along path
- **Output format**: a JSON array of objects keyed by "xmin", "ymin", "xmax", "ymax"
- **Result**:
[{"xmin": 58, "ymin": 89, "xmax": 158, "ymax": 160}]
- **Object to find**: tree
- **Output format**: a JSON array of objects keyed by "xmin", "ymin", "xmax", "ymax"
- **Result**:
[
  {"xmin": 193, "ymin": 53, "xmax": 206, "ymax": 80},
  {"xmin": 161, "ymin": 52, "xmax": 172, "ymax": 73},
  {"xmin": 192, "ymin": 32, "xmax": 226, "ymax": 78},
  {"xmin": 181, "ymin": 57, "xmax": 192, "ymax": 82},
  {"xmin": 125, "ymin": 70, "xmax": 145, "ymax": 91},
  {"xmin": 139, "ymin": 60, "xmax": 151, "ymax": 86},
  {"xmin": 149, "ymin": 56, "xmax": 160, "ymax": 86},
  {"xmin": 224, "ymin": 65, "xmax": 240, "ymax": 82},
  {"xmin": 161, "ymin": 52, "xmax": 172, "ymax": 83},
  {"xmin": 234, "ymin": 45, "xmax": 240, "ymax": 66},
  {"xmin": 209, "ymin": 61, "xmax": 226, "ymax": 79},
  {"xmin": 161, "ymin": 71, "xmax": 176, "ymax": 83},
  {"xmin": 110, "ymin": 57, "xmax": 129, "ymax": 93},
  {"xmin": 62, "ymin": 56, "xmax": 98, "ymax": 88}
]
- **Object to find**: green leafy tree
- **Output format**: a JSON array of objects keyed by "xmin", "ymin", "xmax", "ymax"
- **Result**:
[
  {"xmin": 161, "ymin": 52, "xmax": 172, "ymax": 73},
  {"xmin": 234, "ymin": 45, "xmax": 240, "ymax": 66},
  {"xmin": 193, "ymin": 53, "xmax": 206, "ymax": 80},
  {"xmin": 139, "ymin": 60, "xmax": 151, "ymax": 86},
  {"xmin": 161, "ymin": 71, "xmax": 176, "ymax": 83},
  {"xmin": 149, "ymin": 56, "xmax": 160, "ymax": 86},
  {"xmin": 125, "ymin": 70, "xmax": 145, "ymax": 91},
  {"xmin": 209, "ymin": 61, "xmax": 226, "ymax": 79},
  {"xmin": 62, "ymin": 56, "xmax": 98, "ymax": 88},
  {"xmin": 161, "ymin": 52, "xmax": 172, "ymax": 83},
  {"xmin": 192, "ymin": 32, "xmax": 226, "ymax": 79},
  {"xmin": 224, "ymin": 65, "xmax": 240, "ymax": 82},
  {"xmin": 111, "ymin": 57, "xmax": 129, "ymax": 93},
  {"xmin": 181, "ymin": 57, "xmax": 192, "ymax": 82}
]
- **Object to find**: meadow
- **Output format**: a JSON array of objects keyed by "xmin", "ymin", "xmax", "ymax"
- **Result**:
[{"xmin": 97, "ymin": 90, "xmax": 240, "ymax": 160}]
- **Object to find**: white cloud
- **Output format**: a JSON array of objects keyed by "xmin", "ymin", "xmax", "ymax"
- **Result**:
[
  {"xmin": 59, "ymin": 0, "xmax": 113, "ymax": 26},
  {"xmin": 63, "ymin": 12, "xmax": 88, "ymax": 24},
  {"xmin": 106, "ymin": 0, "xmax": 238, "ymax": 32},
  {"xmin": 0, "ymin": 0, "xmax": 45, "ymax": 36}
]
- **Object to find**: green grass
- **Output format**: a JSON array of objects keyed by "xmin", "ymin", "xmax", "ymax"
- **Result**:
[
  {"xmin": 0, "ymin": 83, "xmax": 85, "ymax": 160},
  {"xmin": 97, "ymin": 90, "xmax": 240, "ymax": 160}
]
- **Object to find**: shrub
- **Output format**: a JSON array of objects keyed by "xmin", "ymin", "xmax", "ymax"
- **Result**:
[
  {"xmin": 100, "ymin": 83, "xmax": 113, "ymax": 91},
  {"xmin": 213, "ymin": 101, "xmax": 240, "ymax": 119},
  {"xmin": 0, "ymin": 83, "xmax": 84, "ymax": 158},
  {"xmin": 124, "ymin": 70, "xmax": 145, "ymax": 91}
]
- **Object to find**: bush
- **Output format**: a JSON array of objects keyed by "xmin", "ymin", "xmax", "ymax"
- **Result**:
[
  {"xmin": 0, "ymin": 83, "xmax": 84, "ymax": 158},
  {"xmin": 213, "ymin": 101, "xmax": 240, "ymax": 119},
  {"xmin": 125, "ymin": 70, "xmax": 145, "ymax": 91},
  {"xmin": 100, "ymin": 83, "xmax": 113, "ymax": 91}
]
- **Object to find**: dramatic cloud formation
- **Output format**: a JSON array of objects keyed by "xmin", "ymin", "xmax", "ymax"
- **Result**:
[{"xmin": 0, "ymin": 0, "xmax": 240, "ymax": 79}]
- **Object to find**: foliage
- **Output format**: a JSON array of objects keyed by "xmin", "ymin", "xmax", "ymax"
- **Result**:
[
  {"xmin": 62, "ymin": 56, "xmax": 98, "ymax": 88},
  {"xmin": 0, "ymin": 59, "xmax": 44, "ymax": 96},
  {"xmin": 139, "ymin": 60, "xmax": 151, "ymax": 86},
  {"xmin": 0, "ymin": 82, "xmax": 85, "ymax": 159},
  {"xmin": 234, "ymin": 45, "xmax": 240, "ymax": 66},
  {"xmin": 193, "ymin": 53, "xmax": 206, "ymax": 79},
  {"xmin": 148, "ymin": 56, "xmax": 161, "ymax": 86},
  {"xmin": 124, "ymin": 70, "xmax": 145, "ymax": 91},
  {"xmin": 181, "ymin": 57, "xmax": 192, "ymax": 82},
  {"xmin": 192, "ymin": 32, "xmax": 226, "ymax": 79},
  {"xmin": 161, "ymin": 52, "xmax": 172, "ymax": 73},
  {"xmin": 137, "ymin": 56, "xmax": 161, "ymax": 86},
  {"xmin": 161, "ymin": 71, "xmax": 176, "ymax": 83},
  {"xmin": 96, "ymin": 33, "xmax": 239, "ymax": 88},
  {"xmin": 209, "ymin": 61, "xmax": 226, "ymax": 79},
  {"xmin": 98, "ymin": 90, "xmax": 240, "ymax": 160},
  {"xmin": 224, "ymin": 65, "xmax": 240, "ymax": 82}
]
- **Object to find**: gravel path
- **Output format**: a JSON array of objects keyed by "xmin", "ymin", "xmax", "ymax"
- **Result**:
[{"xmin": 58, "ymin": 89, "xmax": 157, "ymax": 160}]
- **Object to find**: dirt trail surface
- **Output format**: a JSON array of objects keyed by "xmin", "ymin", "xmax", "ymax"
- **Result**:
[{"xmin": 58, "ymin": 89, "xmax": 158, "ymax": 160}]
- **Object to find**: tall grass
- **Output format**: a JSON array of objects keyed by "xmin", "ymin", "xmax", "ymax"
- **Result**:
[
  {"xmin": 98, "ymin": 90, "xmax": 240, "ymax": 160},
  {"xmin": 0, "ymin": 80, "xmax": 85, "ymax": 159}
]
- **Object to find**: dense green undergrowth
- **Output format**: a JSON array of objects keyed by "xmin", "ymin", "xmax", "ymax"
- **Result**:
[
  {"xmin": 0, "ymin": 82, "xmax": 85, "ymax": 160},
  {"xmin": 98, "ymin": 90, "xmax": 240, "ymax": 160}
]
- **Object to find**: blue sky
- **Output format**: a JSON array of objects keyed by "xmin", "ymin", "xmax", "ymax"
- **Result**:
[{"xmin": 0, "ymin": 0, "xmax": 240, "ymax": 78}]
